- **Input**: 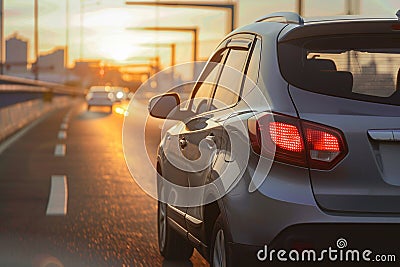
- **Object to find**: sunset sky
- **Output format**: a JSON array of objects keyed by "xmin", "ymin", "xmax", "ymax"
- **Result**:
[{"xmin": 4, "ymin": 0, "xmax": 399, "ymax": 68}]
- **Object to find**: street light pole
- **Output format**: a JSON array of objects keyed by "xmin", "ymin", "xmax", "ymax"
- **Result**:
[
  {"xmin": 142, "ymin": 43, "xmax": 176, "ymax": 67},
  {"xmin": 126, "ymin": 56, "xmax": 160, "ymax": 75},
  {"xmin": 129, "ymin": 27, "xmax": 198, "ymax": 62},
  {"xmin": 0, "ymin": 0, "xmax": 4, "ymax": 75},
  {"xmin": 34, "ymin": 0, "xmax": 39, "ymax": 80},
  {"xmin": 80, "ymin": 0, "xmax": 84, "ymax": 59},
  {"xmin": 193, "ymin": 28, "xmax": 198, "ymax": 62},
  {"xmin": 66, "ymin": 0, "xmax": 69, "ymax": 68},
  {"xmin": 171, "ymin": 43, "xmax": 176, "ymax": 67},
  {"xmin": 297, "ymin": 0, "xmax": 303, "ymax": 16},
  {"xmin": 125, "ymin": 1, "xmax": 236, "ymax": 33},
  {"xmin": 129, "ymin": 27, "xmax": 198, "ymax": 77},
  {"xmin": 346, "ymin": 0, "xmax": 361, "ymax": 15}
]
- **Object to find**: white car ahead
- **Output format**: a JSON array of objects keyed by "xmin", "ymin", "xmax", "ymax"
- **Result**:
[{"xmin": 86, "ymin": 86, "xmax": 115, "ymax": 112}]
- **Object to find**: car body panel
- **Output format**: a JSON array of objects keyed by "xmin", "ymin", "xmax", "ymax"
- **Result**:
[
  {"xmin": 289, "ymin": 86, "xmax": 400, "ymax": 213},
  {"xmin": 87, "ymin": 98, "xmax": 113, "ymax": 107}
]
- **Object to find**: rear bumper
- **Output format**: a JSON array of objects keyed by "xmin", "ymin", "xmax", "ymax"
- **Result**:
[
  {"xmin": 87, "ymin": 100, "xmax": 113, "ymax": 106},
  {"xmin": 227, "ymin": 242, "xmax": 262, "ymax": 266},
  {"xmin": 269, "ymin": 223, "xmax": 400, "ymax": 250},
  {"xmin": 227, "ymin": 224, "xmax": 400, "ymax": 266},
  {"xmin": 221, "ymin": 159, "xmax": 400, "ymax": 252}
]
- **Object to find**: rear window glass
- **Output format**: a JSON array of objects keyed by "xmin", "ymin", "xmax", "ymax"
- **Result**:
[
  {"xmin": 278, "ymin": 34, "xmax": 400, "ymax": 105},
  {"xmin": 92, "ymin": 92, "xmax": 109, "ymax": 97}
]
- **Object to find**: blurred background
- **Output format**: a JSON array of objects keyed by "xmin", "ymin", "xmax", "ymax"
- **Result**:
[{"xmin": 2, "ymin": 0, "xmax": 398, "ymax": 91}]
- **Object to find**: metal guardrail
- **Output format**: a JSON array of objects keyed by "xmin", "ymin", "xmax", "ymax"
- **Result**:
[
  {"xmin": 0, "ymin": 75, "xmax": 85, "ymax": 109},
  {"xmin": 0, "ymin": 75, "xmax": 83, "ymax": 142},
  {"xmin": 0, "ymin": 75, "xmax": 85, "ymax": 95}
]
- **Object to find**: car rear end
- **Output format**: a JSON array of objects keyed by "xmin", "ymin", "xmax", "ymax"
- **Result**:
[
  {"xmin": 279, "ymin": 19, "xmax": 400, "ymax": 213},
  {"xmin": 276, "ymin": 18, "xmax": 400, "ymax": 248},
  {"xmin": 86, "ymin": 86, "xmax": 115, "ymax": 109},
  {"xmin": 223, "ymin": 18, "xmax": 400, "ymax": 265}
]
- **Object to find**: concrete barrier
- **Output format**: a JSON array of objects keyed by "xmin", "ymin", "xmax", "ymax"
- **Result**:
[{"xmin": 0, "ymin": 96, "xmax": 77, "ymax": 143}]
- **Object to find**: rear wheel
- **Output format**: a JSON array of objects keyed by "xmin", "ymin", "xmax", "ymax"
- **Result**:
[
  {"xmin": 157, "ymin": 186, "xmax": 193, "ymax": 260},
  {"xmin": 210, "ymin": 215, "xmax": 233, "ymax": 267}
]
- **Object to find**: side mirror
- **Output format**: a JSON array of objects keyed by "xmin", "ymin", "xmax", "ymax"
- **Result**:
[{"xmin": 148, "ymin": 93, "xmax": 180, "ymax": 119}]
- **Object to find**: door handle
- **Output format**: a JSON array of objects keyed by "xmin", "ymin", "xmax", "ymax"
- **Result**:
[{"xmin": 179, "ymin": 137, "xmax": 188, "ymax": 149}]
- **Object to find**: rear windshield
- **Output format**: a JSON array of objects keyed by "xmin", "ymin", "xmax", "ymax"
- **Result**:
[
  {"xmin": 278, "ymin": 34, "xmax": 400, "ymax": 105},
  {"xmin": 92, "ymin": 92, "xmax": 109, "ymax": 98}
]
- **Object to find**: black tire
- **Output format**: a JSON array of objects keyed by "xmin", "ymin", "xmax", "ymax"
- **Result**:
[
  {"xmin": 157, "ymin": 200, "xmax": 194, "ymax": 260},
  {"xmin": 210, "ymin": 215, "xmax": 234, "ymax": 267}
]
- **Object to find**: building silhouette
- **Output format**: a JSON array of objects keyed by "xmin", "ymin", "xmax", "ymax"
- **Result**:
[
  {"xmin": 36, "ymin": 48, "xmax": 65, "ymax": 73},
  {"xmin": 5, "ymin": 33, "xmax": 28, "ymax": 75}
]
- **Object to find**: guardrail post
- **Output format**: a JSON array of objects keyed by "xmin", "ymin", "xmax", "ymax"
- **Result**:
[{"xmin": 43, "ymin": 90, "xmax": 53, "ymax": 102}]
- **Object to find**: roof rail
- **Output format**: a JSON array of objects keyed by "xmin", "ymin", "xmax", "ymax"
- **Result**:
[{"xmin": 255, "ymin": 12, "xmax": 304, "ymax": 25}]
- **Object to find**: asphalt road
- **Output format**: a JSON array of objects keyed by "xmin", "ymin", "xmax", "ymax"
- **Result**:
[{"xmin": 0, "ymin": 100, "xmax": 208, "ymax": 267}]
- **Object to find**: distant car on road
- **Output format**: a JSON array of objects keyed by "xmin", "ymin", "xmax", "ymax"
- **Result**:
[{"xmin": 86, "ymin": 86, "xmax": 115, "ymax": 112}]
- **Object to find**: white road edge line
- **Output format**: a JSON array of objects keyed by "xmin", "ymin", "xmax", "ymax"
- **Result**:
[
  {"xmin": 60, "ymin": 123, "xmax": 68, "ymax": 130},
  {"xmin": 54, "ymin": 144, "xmax": 66, "ymax": 156},
  {"xmin": 58, "ymin": 131, "xmax": 67, "ymax": 140},
  {"xmin": 46, "ymin": 175, "xmax": 68, "ymax": 216}
]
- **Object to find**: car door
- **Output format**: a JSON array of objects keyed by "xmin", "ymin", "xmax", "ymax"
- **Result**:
[
  {"xmin": 184, "ymin": 34, "xmax": 256, "ymax": 246},
  {"xmin": 162, "ymin": 47, "xmax": 228, "ymax": 231}
]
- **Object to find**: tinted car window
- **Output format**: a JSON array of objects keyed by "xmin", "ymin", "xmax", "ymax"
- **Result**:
[
  {"xmin": 243, "ymin": 39, "xmax": 261, "ymax": 96},
  {"xmin": 211, "ymin": 48, "xmax": 249, "ymax": 110},
  {"xmin": 190, "ymin": 50, "xmax": 227, "ymax": 113},
  {"xmin": 279, "ymin": 34, "xmax": 400, "ymax": 106},
  {"xmin": 92, "ymin": 92, "xmax": 109, "ymax": 98}
]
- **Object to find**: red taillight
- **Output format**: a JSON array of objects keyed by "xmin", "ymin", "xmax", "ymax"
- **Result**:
[
  {"xmin": 306, "ymin": 129, "xmax": 339, "ymax": 152},
  {"xmin": 248, "ymin": 113, "xmax": 347, "ymax": 170},
  {"xmin": 269, "ymin": 122, "xmax": 304, "ymax": 152}
]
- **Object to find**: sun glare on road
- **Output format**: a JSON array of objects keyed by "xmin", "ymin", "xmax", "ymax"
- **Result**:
[{"xmin": 115, "ymin": 106, "xmax": 129, "ymax": 116}]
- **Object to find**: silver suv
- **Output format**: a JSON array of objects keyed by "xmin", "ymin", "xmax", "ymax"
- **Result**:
[{"xmin": 149, "ymin": 11, "xmax": 400, "ymax": 266}]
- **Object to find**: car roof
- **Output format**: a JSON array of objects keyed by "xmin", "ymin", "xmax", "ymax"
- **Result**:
[
  {"xmin": 304, "ymin": 15, "xmax": 398, "ymax": 24},
  {"xmin": 228, "ymin": 11, "xmax": 400, "ymax": 44},
  {"xmin": 254, "ymin": 11, "xmax": 399, "ymax": 25},
  {"xmin": 232, "ymin": 11, "xmax": 400, "ymax": 37}
]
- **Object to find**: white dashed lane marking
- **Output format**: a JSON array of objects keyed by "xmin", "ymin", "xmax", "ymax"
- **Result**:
[
  {"xmin": 48, "ymin": 110, "xmax": 72, "ymax": 214},
  {"xmin": 46, "ymin": 175, "xmax": 68, "ymax": 216},
  {"xmin": 58, "ymin": 131, "xmax": 67, "ymax": 140},
  {"xmin": 60, "ymin": 123, "xmax": 68, "ymax": 130},
  {"xmin": 54, "ymin": 144, "xmax": 66, "ymax": 157}
]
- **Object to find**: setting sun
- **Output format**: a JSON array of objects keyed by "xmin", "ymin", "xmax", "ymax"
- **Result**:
[
  {"xmin": 97, "ymin": 37, "xmax": 140, "ymax": 62},
  {"xmin": 101, "ymin": 43, "xmax": 132, "ymax": 62}
]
